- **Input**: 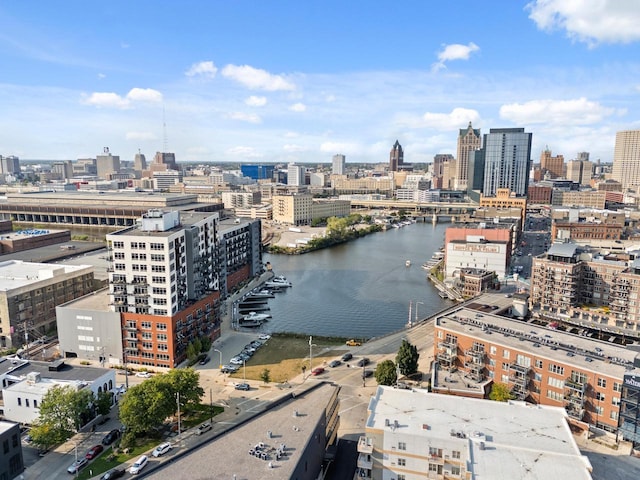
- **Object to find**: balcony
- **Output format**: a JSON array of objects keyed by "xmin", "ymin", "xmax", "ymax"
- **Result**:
[
  {"xmin": 357, "ymin": 436, "xmax": 373, "ymax": 454},
  {"xmin": 510, "ymin": 363, "xmax": 530, "ymax": 375},
  {"xmin": 565, "ymin": 378, "xmax": 587, "ymax": 393},
  {"xmin": 357, "ymin": 453, "xmax": 372, "ymax": 470}
]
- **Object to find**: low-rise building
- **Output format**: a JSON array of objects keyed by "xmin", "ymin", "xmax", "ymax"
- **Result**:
[
  {"xmin": 1, "ymin": 359, "xmax": 115, "ymax": 425},
  {"xmin": 359, "ymin": 386, "xmax": 592, "ymax": 480},
  {"xmin": 0, "ymin": 421, "xmax": 24, "ymax": 480}
]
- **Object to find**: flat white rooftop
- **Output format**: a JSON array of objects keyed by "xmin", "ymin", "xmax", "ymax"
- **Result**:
[
  {"xmin": 368, "ymin": 386, "xmax": 592, "ymax": 479},
  {"xmin": 0, "ymin": 260, "xmax": 92, "ymax": 291}
]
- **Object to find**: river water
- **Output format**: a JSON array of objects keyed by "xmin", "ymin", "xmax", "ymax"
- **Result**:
[{"xmin": 262, "ymin": 222, "xmax": 451, "ymax": 339}]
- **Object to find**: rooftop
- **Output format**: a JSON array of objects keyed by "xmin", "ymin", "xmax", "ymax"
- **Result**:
[
  {"xmin": 367, "ymin": 386, "xmax": 592, "ymax": 479},
  {"xmin": 57, "ymin": 287, "xmax": 111, "ymax": 311},
  {"xmin": 436, "ymin": 306, "xmax": 640, "ymax": 378},
  {"xmin": 108, "ymin": 211, "xmax": 217, "ymax": 238},
  {"xmin": 0, "ymin": 358, "xmax": 111, "ymax": 384},
  {"xmin": 146, "ymin": 382, "xmax": 339, "ymax": 480},
  {"xmin": 0, "ymin": 420, "xmax": 19, "ymax": 435},
  {"xmin": 0, "ymin": 260, "xmax": 93, "ymax": 291}
]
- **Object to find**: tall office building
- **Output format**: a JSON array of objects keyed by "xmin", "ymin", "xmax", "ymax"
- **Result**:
[
  {"xmin": 96, "ymin": 147, "xmax": 121, "ymax": 179},
  {"xmin": 482, "ymin": 128, "xmax": 532, "ymax": 197},
  {"xmin": 153, "ymin": 152, "xmax": 178, "ymax": 171},
  {"xmin": 455, "ymin": 122, "xmax": 481, "ymax": 190},
  {"xmin": 332, "ymin": 154, "xmax": 346, "ymax": 175},
  {"xmin": 432, "ymin": 154, "xmax": 455, "ymax": 189},
  {"xmin": 566, "ymin": 159, "xmax": 593, "ymax": 186},
  {"xmin": 134, "ymin": 151, "xmax": 147, "ymax": 171},
  {"xmin": 0, "ymin": 155, "xmax": 20, "ymax": 175},
  {"xmin": 612, "ymin": 129, "xmax": 640, "ymax": 191},
  {"xmin": 287, "ymin": 163, "xmax": 306, "ymax": 186},
  {"xmin": 389, "ymin": 140, "xmax": 404, "ymax": 172},
  {"xmin": 540, "ymin": 148, "xmax": 564, "ymax": 179}
]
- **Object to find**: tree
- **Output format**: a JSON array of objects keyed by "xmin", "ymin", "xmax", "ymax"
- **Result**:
[
  {"xmin": 375, "ymin": 360, "xmax": 397, "ymax": 386},
  {"xmin": 489, "ymin": 382, "xmax": 514, "ymax": 402},
  {"xmin": 186, "ymin": 342, "xmax": 197, "ymax": 361},
  {"xmin": 199, "ymin": 335, "xmax": 212, "ymax": 353},
  {"xmin": 260, "ymin": 368, "xmax": 271, "ymax": 384},
  {"xmin": 95, "ymin": 390, "xmax": 113, "ymax": 417},
  {"xmin": 163, "ymin": 368, "xmax": 203, "ymax": 409},
  {"xmin": 396, "ymin": 340, "xmax": 419, "ymax": 376},
  {"xmin": 30, "ymin": 385, "xmax": 94, "ymax": 448}
]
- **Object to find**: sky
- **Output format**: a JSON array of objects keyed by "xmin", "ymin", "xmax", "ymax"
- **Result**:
[{"xmin": 1, "ymin": 0, "xmax": 640, "ymax": 164}]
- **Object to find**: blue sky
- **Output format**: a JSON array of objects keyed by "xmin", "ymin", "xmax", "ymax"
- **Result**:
[{"xmin": 1, "ymin": 0, "xmax": 640, "ymax": 164}]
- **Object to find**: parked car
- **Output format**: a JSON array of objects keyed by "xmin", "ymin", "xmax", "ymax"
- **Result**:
[
  {"xmin": 129, "ymin": 455, "xmax": 148, "ymax": 475},
  {"xmin": 328, "ymin": 360, "xmax": 341, "ymax": 368},
  {"xmin": 198, "ymin": 356, "xmax": 210, "ymax": 365},
  {"xmin": 311, "ymin": 367, "xmax": 325, "ymax": 376},
  {"xmin": 357, "ymin": 357, "xmax": 370, "ymax": 367},
  {"xmin": 345, "ymin": 339, "xmax": 361, "ymax": 346},
  {"xmin": 341, "ymin": 352, "xmax": 353, "ymax": 362},
  {"xmin": 151, "ymin": 442, "xmax": 172, "ymax": 457},
  {"xmin": 67, "ymin": 458, "xmax": 88, "ymax": 474},
  {"xmin": 135, "ymin": 371, "xmax": 152, "ymax": 378},
  {"xmin": 100, "ymin": 468, "xmax": 125, "ymax": 480},
  {"xmin": 221, "ymin": 364, "xmax": 239, "ymax": 373},
  {"xmin": 362, "ymin": 369, "xmax": 374, "ymax": 379},
  {"xmin": 102, "ymin": 429, "xmax": 120, "ymax": 446},
  {"xmin": 196, "ymin": 422, "xmax": 212, "ymax": 435},
  {"xmin": 85, "ymin": 444, "xmax": 104, "ymax": 460},
  {"xmin": 258, "ymin": 334, "xmax": 271, "ymax": 341},
  {"xmin": 235, "ymin": 383, "xmax": 251, "ymax": 391}
]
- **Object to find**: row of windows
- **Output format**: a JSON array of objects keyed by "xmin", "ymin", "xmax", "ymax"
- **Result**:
[{"xmin": 16, "ymin": 397, "xmax": 38, "ymax": 408}]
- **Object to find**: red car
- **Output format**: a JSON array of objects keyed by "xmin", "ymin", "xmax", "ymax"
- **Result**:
[
  {"xmin": 85, "ymin": 444, "xmax": 104, "ymax": 460},
  {"xmin": 311, "ymin": 367, "xmax": 325, "ymax": 376}
]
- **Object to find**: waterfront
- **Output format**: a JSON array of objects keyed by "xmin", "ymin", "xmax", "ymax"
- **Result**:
[{"xmin": 262, "ymin": 222, "xmax": 451, "ymax": 339}]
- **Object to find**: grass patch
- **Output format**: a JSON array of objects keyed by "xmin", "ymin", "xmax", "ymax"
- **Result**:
[
  {"xmin": 229, "ymin": 334, "xmax": 349, "ymax": 383},
  {"xmin": 77, "ymin": 437, "xmax": 157, "ymax": 480}
]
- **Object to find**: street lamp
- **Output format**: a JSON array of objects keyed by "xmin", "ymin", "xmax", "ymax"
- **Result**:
[
  {"xmin": 176, "ymin": 392, "xmax": 181, "ymax": 436},
  {"xmin": 309, "ymin": 336, "xmax": 316, "ymax": 373},
  {"xmin": 243, "ymin": 359, "xmax": 246, "ymax": 383},
  {"xmin": 414, "ymin": 301, "xmax": 424, "ymax": 326},
  {"xmin": 214, "ymin": 348, "xmax": 222, "ymax": 370}
]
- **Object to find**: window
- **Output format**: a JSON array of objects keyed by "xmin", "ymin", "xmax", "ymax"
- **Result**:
[
  {"xmin": 535, "ymin": 359, "xmax": 543, "ymax": 369},
  {"xmin": 34, "ymin": 399, "xmax": 38, "ymax": 408},
  {"xmin": 25, "ymin": 399, "xmax": 29, "ymax": 407},
  {"xmin": 398, "ymin": 475, "xmax": 406, "ymax": 480},
  {"xmin": 152, "ymin": 265, "xmax": 166, "ymax": 273},
  {"xmin": 490, "ymin": 346, "xmax": 497, "ymax": 355},
  {"xmin": 597, "ymin": 378, "xmax": 607, "ymax": 388},
  {"xmin": 503, "ymin": 349, "xmax": 510, "ymax": 359},
  {"xmin": 3, "ymin": 439, "xmax": 8, "ymax": 454},
  {"xmin": 594, "ymin": 405, "xmax": 604, "ymax": 415},
  {"xmin": 151, "ymin": 254, "xmax": 165, "ymax": 262},
  {"xmin": 610, "ymin": 411, "xmax": 619, "ymax": 421},
  {"xmin": 612, "ymin": 396, "xmax": 621, "ymax": 406},
  {"xmin": 115, "ymin": 263, "xmax": 125, "ymax": 271},
  {"xmin": 546, "ymin": 390, "xmax": 563, "ymax": 402},
  {"xmin": 157, "ymin": 323, "xmax": 167, "ymax": 331},
  {"xmin": 489, "ymin": 358, "xmax": 496, "ymax": 367},
  {"xmin": 548, "ymin": 364, "xmax": 564, "ymax": 375},
  {"xmin": 613, "ymin": 382, "xmax": 623, "ymax": 392},
  {"xmin": 502, "ymin": 362, "xmax": 510, "ymax": 371},
  {"xmin": 398, "ymin": 441, "xmax": 406, "ymax": 451},
  {"xmin": 153, "ymin": 287, "xmax": 167, "ymax": 295},
  {"xmin": 516, "ymin": 354, "xmax": 531, "ymax": 367},
  {"xmin": 397, "ymin": 458, "xmax": 406, "ymax": 466},
  {"xmin": 114, "ymin": 252, "xmax": 125, "ymax": 260},
  {"xmin": 150, "ymin": 242, "xmax": 164, "ymax": 250},
  {"xmin": 141, "ymin": 322, "xmax": 152, "ymax": 329},
  {"xmin": 596, "ymin": 392, "xmax": 605, "ymax": 402},
  {"xmin": 452, "ymin": 450, "xmax": 460, "ymax": 459},
  {"xmin": 12, "ymin": 434, "xmax": 18, "ymax": 448},
  {"xmin": 17, "ymin": 398, "xmax": 21, "ymax": 406},
  {"xmin": 451, "ymin": 465, "xmax": 461, "ymax": 475},
  {"xmin": 501, "ymin": 374, "xmax": 509, "ymax": 383}
]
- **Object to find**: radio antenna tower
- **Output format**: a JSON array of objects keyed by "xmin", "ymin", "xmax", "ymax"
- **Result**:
[{"xmin": 162, "ymin": 105, "xmax": 168, "ymax": 152}]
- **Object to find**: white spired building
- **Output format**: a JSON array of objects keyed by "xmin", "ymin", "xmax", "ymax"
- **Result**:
[{"xmin": 358, "ymin": 386, "xmax": 592, "ymax": 480}]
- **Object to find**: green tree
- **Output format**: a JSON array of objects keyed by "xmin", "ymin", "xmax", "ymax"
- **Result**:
[
  {"xmin": 30, "ymin": 385, "xmax": 94, "ymax": 447},
  {"xmin": 186, "ymin": 342, "xmax": 197, "ymax": 361},
  {"xmin": 199, "ymin": 336, "xmax": 212, "ymax": 353},
  {"xmin": 193, "ymin": 338, "xmax": 202, "ymax": 356},
  {"xmin": 396, "ymin": 340, "xmax": 419, "ymax": 376},
  {"xmin": 489, "ymin": 382, "xmax": 514, "ymax": 402},
  {"xmin": 260, "ymin": 368, "xmax": 271, "ymax": 384},
  {"xmin": 95, "ymin": 390, "xmax": 113, "ymax": 417},
  {"xmin": 119, "ymin": 381, "xmax": 174, "ymax": 446},
  {"xmin": 163, "ymin": 368, "xmax": 203, "ymax": 409},
  {"xmin": 375, "ymin": 360, "xmax": 397, "ymax": 386}
]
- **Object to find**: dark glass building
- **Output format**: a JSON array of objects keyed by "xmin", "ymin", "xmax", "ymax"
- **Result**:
[
  {"xmin": 620, "ymin": 372, "xmax": 640, "ymax": 446},
  {"xmin": 241, "ymin": 164, "xmax": 275, "ymax": 181},
  {"xmin": 482, "ymin": 128, "xmax": 532, "ymax": 197}
]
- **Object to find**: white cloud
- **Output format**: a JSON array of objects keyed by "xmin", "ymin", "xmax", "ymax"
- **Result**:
[
  {"xmin": 126, "ymin": 88, "xmax": 163, "ymax": 103},
  {"xmin": 125, "ymin": 131, "xmax": 157, "ymax": 141},
  {"xmin": 283, "ymin": 144, "xmax": 307, "ymax": 152},
  {"xmin": 284, "ymin": 131, "xmax": 299, "ymax": 138},
  {"xmin": 97, "ymin": 73, "xmax": 106, "ymax": 79},
  {"xmin": 221, "ymin": 64, "xmax": 295, "ymax": 91},
  {"xmin": 228, "ymin": 112, "xmax": 262, "ymax": 124},
  {"xmin": 185, "ymin": 61, "xmax": 218, "ymax": 78},
  {"xmin": 399, "ymin": 108, "xmax": 481, "ymax": 130},
  {"xmin": 289, "ymin": 102, "xmax": 306, "ymax": 112},
  {"xmin": 499, "ymin": 97, "xmax": 615, "ymax": 125},
  {"xmin": 432, "ymin": 42, "xmax": 479, "ymax": 71},
  {"xmin": 226, "ymin": 146, "xmax": 263, "ymax": 158},
  {"xmin": 325, "ymin": 94, "xmax": 336, "ymax": 102},
  {"xmin": 245, "ymin": 95, "xmax": 267, "ymax": 107},
  {"xmin": 527, "ymin": 0, "xmax": 640, "ymax": 46},
  {"xmin": 82, "ymin": 88, "xmax": 162, "ymax": 109},
  {"xmin": 320, "ymin": 141, "xmax": 362, "ymax": 155}
]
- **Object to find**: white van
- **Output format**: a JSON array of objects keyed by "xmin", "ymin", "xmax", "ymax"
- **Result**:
[{"xmin": 129, "ymin": 455, "xmax": 148, "ymax": 475}]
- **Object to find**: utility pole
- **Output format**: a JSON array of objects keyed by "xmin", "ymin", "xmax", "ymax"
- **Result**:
[
  {"xmin": 176, "ymin": 392, "xmax": 181, "ymax": 436},
  {"xmin": 210, "ymin": 388, "xmax": 213, "ymax": 424}
]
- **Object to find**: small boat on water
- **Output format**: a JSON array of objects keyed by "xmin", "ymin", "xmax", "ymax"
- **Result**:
[
  {"xmin": 266, "ymin": 280, "xmax": 291, "ymax": 288},
  {"xmin": 242, "ymin": 311, "xmax": 271, "ymax": 322},
  {"xmin": 238, "ymin": 319, "xmax": 266, "ymax": 328},
  {"xmin": 239, "ymin": 304, "xmax": 270, "ymax": 312},
  {"xmin": 248, "ymin": 289, "xmax": 275, "ymax": 298},
  {"xmin": 405, "ymin": 260, "xmax": 411, "ymax": 267}
]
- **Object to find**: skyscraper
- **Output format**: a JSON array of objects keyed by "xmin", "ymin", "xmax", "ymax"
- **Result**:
[
  {"xmin": 96, "ymin": 147, "xmax": 121, "ymax": 179},
  {"xmin": 612, "ymin": 130, "xmax": 640, "ymax": 191},
  {"xmin": 455, "ymin": 122, "xmax": 481, "ymax": 190},
  {"xmin": 389, "ymin": 140, "xmax": 403, "ymax": 172},
  {"xmin": 288, "ymin": 163, "xmax": 306, "ymax": 186},
  {"xmin": 153, "ymin": 152, "xmax": 177, "ymax": 171},
  {"xmin": 540, "ymin": 148, "xmax": 564, "ymax": 179},
  {"xmin": 482, "ymin": 128, "xmax": 532, "ymax": 197},
  {"xmin": 332, "ymin": 154, "xmax": 346, "ymax": 175},
  {"xmin": 134, "ymin": 151, "xmax": 147, "ymax": 171}
]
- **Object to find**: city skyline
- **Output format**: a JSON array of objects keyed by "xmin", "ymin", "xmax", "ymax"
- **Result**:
[{"xmin": 1, "ymin": 1, "xmax": 640, "ymax": 163}]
